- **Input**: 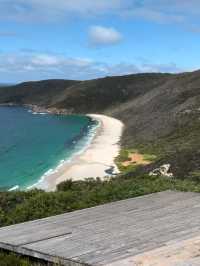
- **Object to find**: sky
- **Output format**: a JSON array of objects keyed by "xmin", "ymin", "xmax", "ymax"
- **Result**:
[{"xmin": 1, "ymin": 0, "xmax": 200, "ymax": 83}]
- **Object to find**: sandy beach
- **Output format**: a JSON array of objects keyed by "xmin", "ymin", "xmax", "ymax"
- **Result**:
[{"xmin": 36, "ymin": 114, "xmax": 124, "ymax": 191}]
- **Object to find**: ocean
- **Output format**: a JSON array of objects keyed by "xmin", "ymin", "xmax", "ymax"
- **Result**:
[{"xmin": 0, "ymin": 106, "xmax": 97, "ymax": 191}]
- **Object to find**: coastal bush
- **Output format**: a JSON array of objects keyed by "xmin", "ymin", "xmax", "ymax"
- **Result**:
[
  {"xmin": 0, "ymin": 252, "xmax": 46, "ymax": 266},
  {"xmin": 0, "ymin": 251, "xmax": 63, "ymax": 265},
  {"xmin": 1, "ymin": 147, "xmax": 200, "ymax": 265},
  {"xmin": 132, "ymin": 119, "xmax": 200, "ymax": 179},
  {"xmin": 1, "ymin": 174, "xmax": 200, "ymax": 228},
  {"xmin": 0, "ymin": 253, "xmax": 29, "ymax": 266},
  {"xmin": 56, "ymin": 179, "xmax": 73, "ymax": 191},
  {"xmin": 1, "ymin": 174, "xmax": 200, "ymax": 264}
]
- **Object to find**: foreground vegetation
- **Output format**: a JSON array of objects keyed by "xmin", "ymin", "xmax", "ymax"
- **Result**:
[
  {"xmin": 1, "ymin": 173, "xmax": 200, "ymax": 228},
  {"xmin": 0, "ymin": 253, "xmax": 30, "ymax": 266},
  {"xmin": 0, "ymin": 252, "xmax": 50, "ymax": 266},
  {"xmin": 1, "ymin": 145, "xmax": 200, "ymax": 265},
  {"xmin": 1, "ymin": 174, "xmax": 200, "ymax": 265}
]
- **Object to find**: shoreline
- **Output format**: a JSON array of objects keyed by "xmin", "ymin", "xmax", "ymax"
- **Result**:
[{"xmin": 34, "ymin": 114, "xmax": 124, "ymax": 192}]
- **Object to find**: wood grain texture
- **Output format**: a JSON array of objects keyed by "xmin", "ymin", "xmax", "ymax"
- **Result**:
[{"xmin": 1, "ymin": 191, "xmax": 200, "ymax": 265}]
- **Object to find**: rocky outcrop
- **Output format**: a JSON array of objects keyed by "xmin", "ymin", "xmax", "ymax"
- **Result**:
[
  {"xmin": 149, "ymin": 164, "xmax": 173, "ymax": 178},
  {"xmin": 25, "ymin": 105, "xmax": 73, "ymax": 115}
]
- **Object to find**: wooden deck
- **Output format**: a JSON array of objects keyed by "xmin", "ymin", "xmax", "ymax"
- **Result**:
[{"xmin": 1, "ymin": 191, "xmax": 200, "ymax": 265}]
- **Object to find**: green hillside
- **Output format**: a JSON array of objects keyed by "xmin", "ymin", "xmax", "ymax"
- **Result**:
[
  {"xmin": 1, "ymin": 71, "xmax": 200, "ymax": 264},
  {"xmin": 1, "ymin": 71, "xmax": 200, "ymax": 178}
]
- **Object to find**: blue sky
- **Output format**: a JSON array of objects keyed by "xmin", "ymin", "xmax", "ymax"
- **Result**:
[{"xmin": 1, "ymin": 0, "xmax": 200, "ymax": 83}]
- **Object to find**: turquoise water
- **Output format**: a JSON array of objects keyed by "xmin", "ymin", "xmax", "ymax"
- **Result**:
[{"xmin": 0, "ymin": 106, "xmax": 97, "ymax": 190}]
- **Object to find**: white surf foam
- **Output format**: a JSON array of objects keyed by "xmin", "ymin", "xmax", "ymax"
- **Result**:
[
  {"xmin": 8, "ymin": 185, "xmax": 19, "ymax": 191},
  {"xmin": 26, "ymin": 119, "xmax": 100, "ymax": 190}
]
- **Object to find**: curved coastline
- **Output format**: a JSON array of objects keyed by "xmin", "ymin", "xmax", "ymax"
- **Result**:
[
  {"xmin": 35, "ymin": 114, "xmax": 124, "ymax": 192},
  {"xmin": 26, "ymin": 115, "xmax": 99, "ymax": 191}
]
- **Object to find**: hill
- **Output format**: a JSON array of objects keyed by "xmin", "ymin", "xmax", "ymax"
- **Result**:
[
  {"xmin": 1, "ymin": 71, "xmax": 200, "ymax": 264},
  {"xmin": 0, "ymin": 71, "xmax": 200, "ymax": 179},
  {"xmin": 0, "ymin": 83, "xmax": 13, "ymax": 87}
]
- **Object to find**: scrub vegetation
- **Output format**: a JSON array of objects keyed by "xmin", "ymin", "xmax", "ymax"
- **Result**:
[{"xmin": 1, "ymin": 70, "xmax": 200, "ymax": 264}]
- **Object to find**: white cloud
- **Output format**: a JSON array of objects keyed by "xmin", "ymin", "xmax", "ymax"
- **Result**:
[
  {"xmin": 89, "ymin": 26, "xmax": 122, "ymax": 46},
  {"xmin": 124, "ymin": 8, "xmax": 185, "ymax": 24},
  {"xmin": 141, "ymin": 62, "xmax": 183, "ymax": 73},
  {"xmin": 0, "ymin": 51, "xmax": 184, "ymax": 83},
  {"xmin": 123, "ymin": 0, "xmax": 200, "ymax": 26},
  {"xmin": 1, "ymin": 0, "xmax": 200, "ymax": 31},
  {"xmin": 0, "ymin": 51, "xmax": 92, "ymax": 75},
  {"xmin": 0, "ymin": 0, "xmax": 128, "ymax": 21},
  {"xmin": 31, "ymin": 54, "xmax": 62, "ymax": 66}
]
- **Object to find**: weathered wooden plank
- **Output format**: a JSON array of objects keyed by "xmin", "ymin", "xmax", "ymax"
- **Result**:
[{"xmin": 0, "ymin": 191, "xmax": 200, "ymax": 265}]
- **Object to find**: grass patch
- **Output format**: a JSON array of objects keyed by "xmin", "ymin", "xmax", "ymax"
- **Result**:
[
  {"xmin": 116, "ymin": 148, "xmax": 156, "ymax": 173},
  {"xmin": 142, "ymin": 153, "xmax": 157, "ymax": 162},
  {"xmin": 188, "ymin": 170, "xmax": 200, "ymax": 182}
]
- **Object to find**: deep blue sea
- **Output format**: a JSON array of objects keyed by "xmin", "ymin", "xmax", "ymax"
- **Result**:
[{"xmin": 0, "ymin": 106, "xmax": 97, "ymax": 190}]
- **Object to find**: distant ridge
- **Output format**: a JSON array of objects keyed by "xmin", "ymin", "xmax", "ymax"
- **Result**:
[
  {"xmin": 0, "ymin": 83, "xmax": 14, "ymax": 87},
  {"xmin": 0, "ymin": 70, "xmax": 200, "ymax": 178}
]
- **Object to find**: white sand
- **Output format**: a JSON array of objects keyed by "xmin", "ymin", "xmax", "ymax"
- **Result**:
[{"xmin": 35, "ymin": 114, "xmax": 124, "ymax": 191}]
